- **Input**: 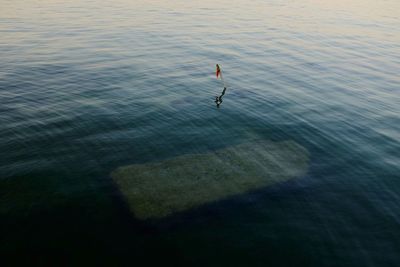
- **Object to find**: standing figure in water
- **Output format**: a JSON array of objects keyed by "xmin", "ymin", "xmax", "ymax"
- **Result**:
[{"xmin": 215, "ymin": 64, "xmax": 227, "ymax": 108}]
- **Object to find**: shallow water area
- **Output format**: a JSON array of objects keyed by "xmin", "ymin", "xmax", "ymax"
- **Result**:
[{"xmin": 112, "ymin": 140, "xmax": 309, "ymax": 220}]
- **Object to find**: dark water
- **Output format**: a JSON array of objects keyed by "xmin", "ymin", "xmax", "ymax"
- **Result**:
[{"xmin": 1, "ymin": 0, "xmax": 400, "ymax": 266}]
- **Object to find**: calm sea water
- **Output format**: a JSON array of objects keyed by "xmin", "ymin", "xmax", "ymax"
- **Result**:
[{"xmin": 1, "ymin": 0, "xmax": 399, "ymax": 266}]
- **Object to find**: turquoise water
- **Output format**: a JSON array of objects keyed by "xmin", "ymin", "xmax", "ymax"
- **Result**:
[{"xmin": 1, "ymin": 0, "xmax": 400, "ymax": 265}]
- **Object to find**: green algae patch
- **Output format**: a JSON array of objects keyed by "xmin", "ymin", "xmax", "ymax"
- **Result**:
[{"xmin": 111, "ymin": 140, "xmax": 309, "ymax": 220}]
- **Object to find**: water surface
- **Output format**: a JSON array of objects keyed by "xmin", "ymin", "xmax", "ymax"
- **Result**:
[{"xmin": 1, "ymin": 0, "xmax": 400, "ymax": 266}]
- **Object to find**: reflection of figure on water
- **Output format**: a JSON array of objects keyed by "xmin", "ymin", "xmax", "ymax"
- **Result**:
[{"xmin": 215, "ymin": 87, "xmax": 226, "ymax": 108}]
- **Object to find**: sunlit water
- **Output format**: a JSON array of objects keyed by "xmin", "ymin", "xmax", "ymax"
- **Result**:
[{"xmin": 1, "ymin": 0, "xmax": 399, "ymax": 265}]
